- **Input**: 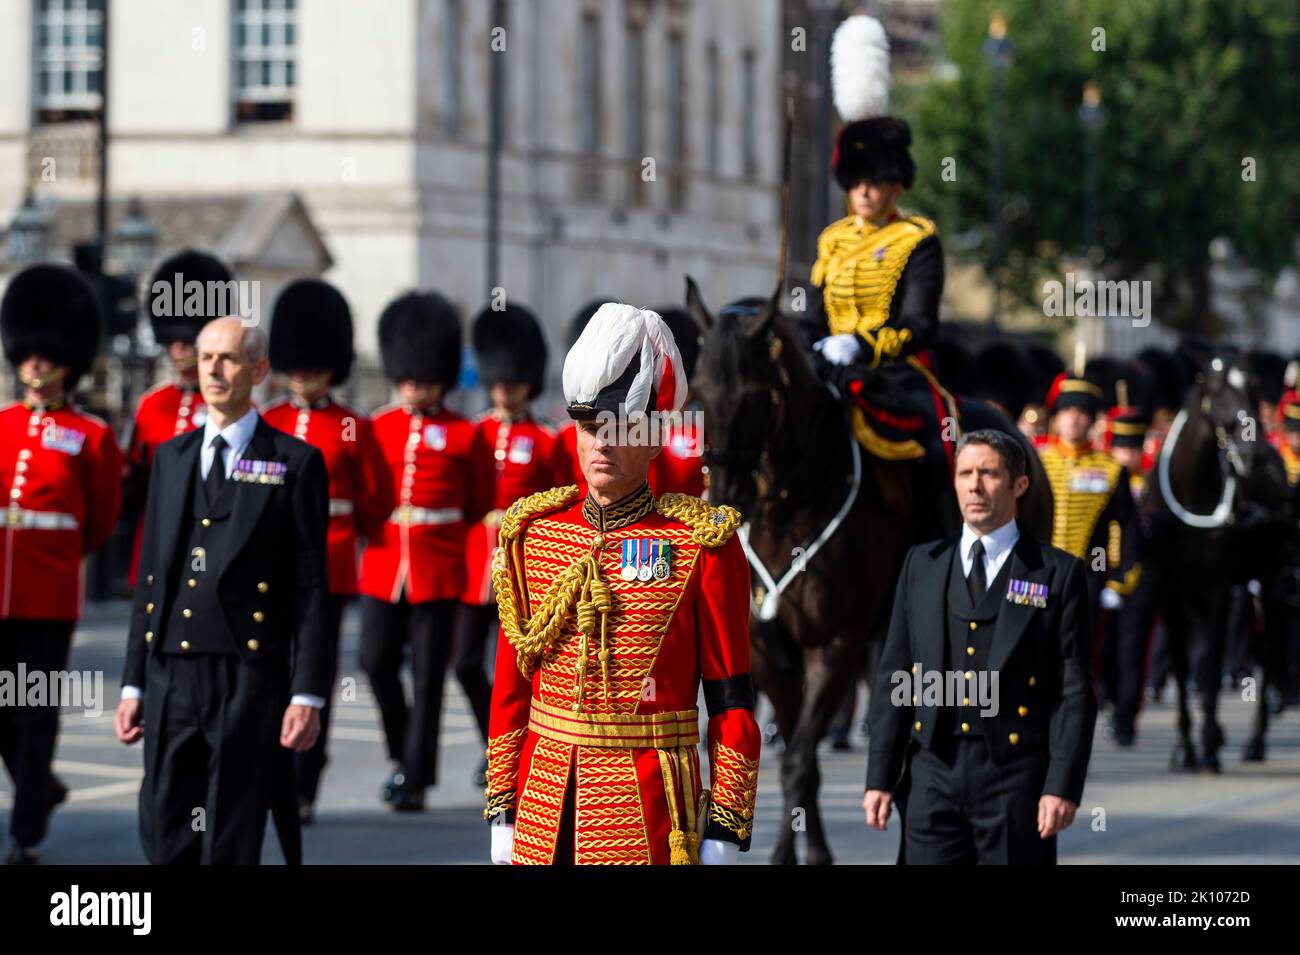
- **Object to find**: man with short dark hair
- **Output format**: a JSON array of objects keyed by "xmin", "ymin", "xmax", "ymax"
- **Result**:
[{"xmin": 863, "ymin": 429, "xmax": 1096, "ymax": 864}]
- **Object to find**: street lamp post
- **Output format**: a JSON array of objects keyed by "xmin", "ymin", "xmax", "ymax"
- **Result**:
[
  {"xmin": 7, "ymin": 192, "xmax": 52, "ymax": 264},
  {"xmin": 983, "ymin": 12, "xmax": 1014, "ymax": 330},
  {"xmin": 1078, "ymin": 81, "xmax": 1105, "ymax": 262}
]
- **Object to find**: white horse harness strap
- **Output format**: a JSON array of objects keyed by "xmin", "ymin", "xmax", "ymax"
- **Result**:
[{"xmin": 738, "ymin": 424, "xmax": 863, "ymax": 621}]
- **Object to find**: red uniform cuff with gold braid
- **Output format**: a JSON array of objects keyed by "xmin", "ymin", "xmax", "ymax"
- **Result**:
[{"xmin": 483, "ymin": 726, "xmax": 529, "ymax": 824}]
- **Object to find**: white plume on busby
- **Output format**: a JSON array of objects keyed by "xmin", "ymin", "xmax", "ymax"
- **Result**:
[
  {"xmin": 562, "ymin": 303, "xmax": 687, "ymax": 421},
  {"xmin": 831, "ymin": 14, "xmax": 891, "ymax": 122},
  {"xmin": 828, "ymin": 15, "xmax": 915, "ymax": 190}
]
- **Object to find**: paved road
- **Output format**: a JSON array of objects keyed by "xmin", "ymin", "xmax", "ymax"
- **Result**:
[{"xmin": 2, "ymin": 601, "xmax": 1298, "ymax": 864}]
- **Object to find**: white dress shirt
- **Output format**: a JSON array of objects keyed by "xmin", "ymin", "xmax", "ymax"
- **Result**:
[
  {"xmin": 200, "ymin": 406, "xmax": 259, "ymax": 480},
  {"xmin": 959, "ymin": 517, "xmax": 1019, "ymax": 585},
  {"xmin": 123, "ymin": 407, "xmax": 324, "ymax": 710}
]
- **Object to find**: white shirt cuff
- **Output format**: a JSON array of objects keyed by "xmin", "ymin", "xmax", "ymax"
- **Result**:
[
  {"xmin": 290, "ymin": 693, "xmax": 326, "ymax": 709},
  {"xmin": 121, "ymin": 685, "xmax": 144, "ymax": 701}
]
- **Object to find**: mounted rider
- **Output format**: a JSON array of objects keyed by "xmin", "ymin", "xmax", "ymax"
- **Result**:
[{"xmin": 807, "ymin": 15, "xmax": 956, "ymax": 476}]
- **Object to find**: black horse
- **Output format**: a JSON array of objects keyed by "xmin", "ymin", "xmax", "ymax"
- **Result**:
[
  {"xmin": 686, "ymin": 279, "xmax": 1052, "ymax": 864},
  {"xmin": 1143, "ymin": 355, "xmax": 1293, "ymax": 771}
]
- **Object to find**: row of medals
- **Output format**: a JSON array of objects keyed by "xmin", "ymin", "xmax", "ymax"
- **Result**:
[{"xmin": 619, "ymin": 539, "xmax": 671, "ymax": 582}]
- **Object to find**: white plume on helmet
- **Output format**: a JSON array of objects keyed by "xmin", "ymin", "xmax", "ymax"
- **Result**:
[
  {"xmin": 831, "ymin": 14, "xmax": 891, "ymax": 123},
  {"xmin": 562, "ymin": 302, "xmax": 687, "ymax": 415}
]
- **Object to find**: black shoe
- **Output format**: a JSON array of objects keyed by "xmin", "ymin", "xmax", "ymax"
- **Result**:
[
  {"xmin": 379, "ymin": 768, "xmax": 407, "ymax": 804},
  {"xmin": 472, "ymin": 758, "xmax": 488, "ymax": 789},
  {"xmin": 391, "ymin": 787, "xmax": 425, "ymax": 812},
  {"xmin": 4, "ymin": 843, "xmax": 36, "ymax": 865},
  {"xmin": 36, "ymin": 776, "xmax": 69, "ymax": 844}
]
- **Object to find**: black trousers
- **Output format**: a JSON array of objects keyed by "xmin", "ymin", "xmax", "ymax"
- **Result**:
[
  {"xmin": 0, "ymin": 618, "xmax": 74, "ymax": 848},
  {"xmin": 139, "ymin": 651, "xmax": 286, "ymax": 864},
  {"xmin": 903, "ymin": 735, "xmax": 1055, "ymax": 865},
  {"xmin": 294, "ymin": 594, "xmax": 349, "ymax": 805},
  {"xmin": 359, "ymin": 596, "xmax": 455, "ymax": 789},
  {"xmin": 453, "ymin": 602, "xmax": 495, "ymax": 746},
  {"xmin": 1109, "ymin": 573, "xmax": 1156, "ymax": 737}
]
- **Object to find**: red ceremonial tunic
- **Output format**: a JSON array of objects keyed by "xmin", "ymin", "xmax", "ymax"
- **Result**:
[
  {"xmin": 0, "ymin": 400, "xmax": 123, "ymax": 620},
  {"xmin": 359, "ymin": 402, "xmax": 495, "ymax": 604},
  {"xmin": 262, "ymin": 395, "xmax": 394, "ymax": 595},
  {"xmin": 484, "ymin": 486, "xmax": 761, "ymax": 864},
  {"xmin": 461, "ymin": 411, "xmax": 562, "ymax": 605},
  {"xmin": 124, "ymin": 382, "xmax": 205, "ymax": 586},
  {"xmin": 649, "ymin": 419, "xmax": 706, "ymax": 497}
]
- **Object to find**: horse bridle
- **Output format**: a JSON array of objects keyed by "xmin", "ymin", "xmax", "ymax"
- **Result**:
[
  {"xmin": 700, "ymin": 330, "xmax": 795, "ymax": 502},
  {"xmin": 700, "ymin": 323, "xmax": 863, "ymax": 620},
  {"xmin": 1157, "ymin": 398, "xmax": 1245, "ymax": 530}
]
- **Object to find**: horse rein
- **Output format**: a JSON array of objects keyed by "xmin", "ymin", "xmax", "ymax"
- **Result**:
[{"xmin": 1157, "ymin": 405, "xmax": 1240, "ymax": 529}]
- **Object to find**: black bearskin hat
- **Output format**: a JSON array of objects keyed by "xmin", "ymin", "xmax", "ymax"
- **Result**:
[
  {"xmin": 472, "ymin": 301, "xmax": 547, "ymax": 399},
  {"xmin": 147, "ymin": 249, "xmax": 234, "ymax": 345},
  {"xmin": 378, "ymin": 291, "xmax": 461, "ymax": 388},
  {"xmin": 269, "ymin": 278, "xmax": 355, "ymax": 385},
  {"xmin": 1, "ymin": 264, "xmax": 103, "ymax": 388},
  {"xmin": 974, "ymin": 341, "xmax": 1031, "ymax": 420}
]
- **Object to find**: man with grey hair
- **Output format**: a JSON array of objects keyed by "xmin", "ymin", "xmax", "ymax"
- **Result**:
[
  {"xmin": 863, "ymin": 428, "xmax": 1096, "ymax": 864},
  {"xmin": 116, "ymin": 317, "xmax": 331, "ymax": 864}
]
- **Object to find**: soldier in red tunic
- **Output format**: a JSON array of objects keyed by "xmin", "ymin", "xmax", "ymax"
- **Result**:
[
  {"xmin": 359, "ymin": 292, "xmax": 495, "ymax": 810},
  {"xmin": 458, "ymin": 303, "xmax": 561, "ymax": 786},
  {"xmin": 485, "ymin": 303, "xmax": 760, "ymax": 865},
  {"xmin": 123, "ymin": 251, "xmax": 232, "ymax": 588},
  {"xmin": 263, "ymin": 279, "xmax": 394, "ymax": 821},
  {"xmin": 648, "ymin": 306, "xmax": 706, "ymax": 497},
  {"xmin": 0, "ymin": 265, "xmax": 123, "ymax": 864}
]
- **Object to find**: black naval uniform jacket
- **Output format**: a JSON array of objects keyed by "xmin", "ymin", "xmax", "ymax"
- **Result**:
[
  {"xmin": 123, "ymin": 417, "xmax": 331, "ymax": 700},
  {"xmin": 866, "ymin": 531, "xmax": 1097, "ymax": 809}
]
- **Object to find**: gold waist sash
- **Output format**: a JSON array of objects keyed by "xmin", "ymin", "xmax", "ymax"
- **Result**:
[{"xmin": 527, "ymin": 698, "xmax": 700, "ymax": 749}]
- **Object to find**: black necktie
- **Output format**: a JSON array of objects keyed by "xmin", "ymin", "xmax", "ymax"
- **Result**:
[
  {"xmin": 206, "ymin": 435, "xmax": 228, "ymax": 502},
  {"xmin": 967, "ymin": 538, "xmax": 987, "ymax": 604}
]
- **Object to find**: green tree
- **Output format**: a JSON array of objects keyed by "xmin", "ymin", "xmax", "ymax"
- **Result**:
[{"xmin": 907, "ymin": 0, "xmax": 1300, "ymax": 334}]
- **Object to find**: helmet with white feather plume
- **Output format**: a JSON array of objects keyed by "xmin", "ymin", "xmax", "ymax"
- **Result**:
[{"xmin": 829, "ymin": 15, "xmax": 916, "ymax": 191}]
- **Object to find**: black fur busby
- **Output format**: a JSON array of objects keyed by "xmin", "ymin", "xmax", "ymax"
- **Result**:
[
  {"xmin": 378, "ymin": 291, "xmax": 461, "ymax": 388},
  {"xmin": 1024, "ymin": 342, "xmax": 1066, "ymax": 407},
  {"xmin": 932, "ymin": 331, "xmax": 975, "ymax": 396},
  {"xmin": 974, "ymin": 342, "xmax": 1031, "ymax": 420},
  {"xmin": 1, "ymin": 264, "xmax": 103, "ymax": 388},
  {"xmin": 1245, "ymin": 350, "xmax": 1286, "ymax": 406},
  {"xmin": 656, "ymin": 306, "xmax": 701, "ymax": 384},
  {"xmin": 1135, "ymin": 347, "xmax": 1189, "ymax": 412},
  {"xmin": 833, "ymin": 117, "xmax": 916, "ymax": 191},
  {"xmin": 147, "ymin": 249, "xmax": 234, "ymax": 345},
  {"xmin": 472, "ymin": 302, "xmax": 547, "ymax": 398},
  {"xmin": 269, "ymin": 278, "xmax": 355, "ymax": 385},
  {"xmin": 829, "ymin": 16, "xmax": 914, "ymax": 190}
]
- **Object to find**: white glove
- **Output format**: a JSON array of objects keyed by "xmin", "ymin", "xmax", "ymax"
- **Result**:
[
  {"xmin": 490, "ymin": 821, "xmax": 514, "ymax": 865},
  {"xmin": 1247, "ymin": 579, "xmax": 1262, "ymax": 597},
  {"xmin": 699, "ymin": 838, "xmax": 739, "ymax": 866},
  {"xmin": 1099, "ymin": 587, "xmax": 1124, "ymax": 611},
  {"xmin": 813, "ymin": 333, "xmax": 862, "ymax": 366}
]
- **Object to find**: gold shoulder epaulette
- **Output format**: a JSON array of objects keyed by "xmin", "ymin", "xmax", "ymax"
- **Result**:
[
  {"xmin": 499, "ymin": 485, "xmax": 581, "ymax": 544},
  {"xmin": 655, "ymin": 493, "xmax": 741, "ymax": 547}
]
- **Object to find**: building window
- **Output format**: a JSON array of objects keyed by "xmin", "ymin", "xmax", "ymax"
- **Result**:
[
  {"xmin": 579, "ymin": 12, "xmax": 601, "ymax": 154},
  {"xmin": 442, "ymin": 0, "xmax": 462, "ymax": 136},
  {"xmin": 234, "ymin": 0, "xmax": 296, "ymax": 123},
  {"xmin": 666, "ymin": 31, "xmax": 686, "ymax": 208},
  {"xmin": 706, "ymin": 42, "xmax": 720, "ymax": 175},
  {"xmin": 624, "ymin": 18, "xmax": 645, "ymax": 205},
  {"xmin": 624, "ymin": 21, "xmax": 645, "ymax": 159},
  {"xmin": 34, "ymin": 0, "xmax": 104, "ymax": 124},
  {"xmin": 741, "ymin": 47, "xmax": 757, "ymax": 180}
]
